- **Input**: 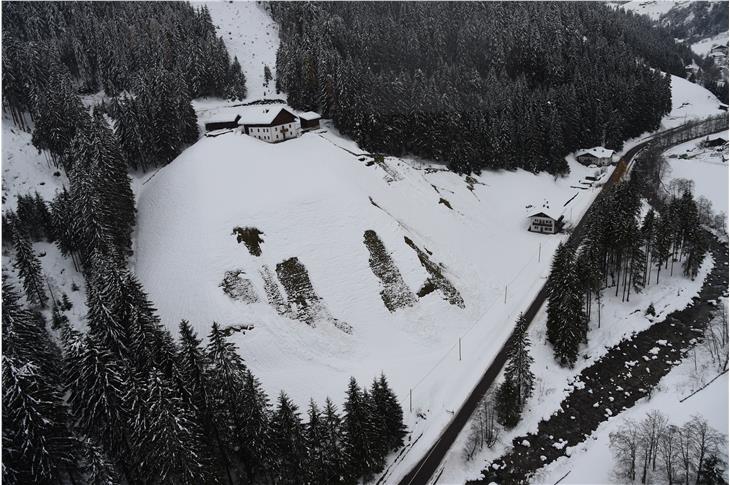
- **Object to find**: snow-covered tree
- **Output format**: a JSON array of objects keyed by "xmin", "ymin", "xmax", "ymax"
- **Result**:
[
  {"xmin": 504, "ymin": 313, "xmax": 534, "ymax": 408},
  {"xmin": 12, "ymin": 226, "xmax": 48, "ymax": 307},
  {"xmin": 270, "ymin": 392, "xmax": 307, "ymax": 484}
]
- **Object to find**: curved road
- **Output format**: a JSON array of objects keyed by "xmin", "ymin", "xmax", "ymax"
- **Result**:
[{"xmin": 396, "ymin": 124, "xmax": 716, "ymax": 485}]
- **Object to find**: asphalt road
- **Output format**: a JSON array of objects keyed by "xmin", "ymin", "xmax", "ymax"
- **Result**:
[{"xmin": 396, "ymin": 128, "xmax": 701, "ymax": 485}]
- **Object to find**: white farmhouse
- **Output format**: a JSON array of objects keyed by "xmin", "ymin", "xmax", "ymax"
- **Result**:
[
  {"xmin": 238, "ymin": 105, "xmax": 301, "ymax": 143},
  {"xmin": 575, "ymin": 146, "xmax": 615, "ymax": 166},
  {"xmin": 527, "ymin": 207, "xmax": 564, "ymax": 234}
]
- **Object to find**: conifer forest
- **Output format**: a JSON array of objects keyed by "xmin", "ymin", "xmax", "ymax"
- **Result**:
[{"xmin": 1, "ymin": 1, "xmax": 728, "ymax": 485}]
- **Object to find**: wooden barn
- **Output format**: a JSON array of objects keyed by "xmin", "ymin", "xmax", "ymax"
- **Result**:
[
  {"xmin": 239, "ymin": 106, "xmax": 300, "ymax": 143},
  {"xmin": 204, "ymin": 114, "xmax": 241, "ymax": 132},
  {"xmin": 299, "ymin": 111, "xmax": 321, "ymax": 132}
]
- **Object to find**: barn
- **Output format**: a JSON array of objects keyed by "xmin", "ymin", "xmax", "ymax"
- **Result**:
[
  {"xmin": 299, "ymin": 111, "xmax": 321, "ymax": 132},
  {"xmin": 239, "ymin": 106, "xmax": 301, "ymax": 143},
  {"xmin": 204, "ymin": 114, "xmax": 241, "ymax": 132},
  {"xmin": 575, "ymin": 146, "xmax": 615, "ymax": 166}
]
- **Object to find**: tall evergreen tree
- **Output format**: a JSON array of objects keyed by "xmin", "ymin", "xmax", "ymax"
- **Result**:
[
  {"xmin": 342, "ymin": 377, "xmax": 376, "ymax": 482},
  {"xmin": 270, "ymin": 392, "xmax": 307, "ymax": 485},
  {"xmin": 546, "ymin": 243, "xmax": 585, "ymax": 367},
  {"xmin": 12, "ymin": 225, "xmax": 48, "ymax": 307},
  {"xmin": 2, "ymin": 282, "xmax": 78, "ymax": 484},
  {"xmin": 177, "ymin": 320, "xmax": 234, "ymax": 485},
  {"xmin": 503, "ymin": 313, "xmax": 535, "ymax": 408},
  {"xmin": 371, "ymin": 373, "xmax": 407, "ymax": 452},
  {"xmin": 131, "ymin": 369, "xmax": 216, "ymax": 485}
]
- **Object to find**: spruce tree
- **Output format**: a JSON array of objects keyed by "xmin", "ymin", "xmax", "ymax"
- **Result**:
[
  {"xmin": 270, "ymin": 392, "xmax": 307, "ymax": 484},
  {"xmin": 205, "ymin": 322, "xmax": 257, "ymax": 481},
  {"xmin": 371, "ymin": 373, "xmax": 407, "ymax": 451},
  {"xmin": 652, "ymin": 210, "xmax": 672, "ymax": 284},
  {"xmin": 504, "ymin": 313, "xmax": 535, "ymax": 408},
  {"xmin": 546, "ymin": 243, "xmax": 585, "ymax": 367},
  {"xmin": 63, "ymin": 332, "xmax": 130, "ymax": 475},
  {"xmin": 362, "ymin": 387, "xmax": 387, "ymax": 476},
  {"xmin": 177, "ymin": 320, "xmax": 234, "ymax": 485},
  {"xmin": 495, "ymin": 380, "xmax": 520, "ymax": 428},
  {"xmin": 76, "ymin": 436, "xmax": 120, "ymax": 485},
  {"xmin": 226, "ymin": 56, "xmax": 247, "ymax": 100},
  {"xmin": 131, "ymin": 369, "xmax": 216, "ymax": 485},
  {"xmin": 304, "ymin": 400, "xmax": 327, "ymax": 484},
  {"xmin": 342, "ymin": 377, "xmax": 376, "ymax": 482},
  {"xmin": 12, "ymin": 225, "xmax": 48, "ymax": 307},
  {"xmin": 319, "ymin": 398, "xmax": 347, "ymax": 484},
  {"xmin": 239, "ymin": 369, "xmax": 272, "ymax": 482},
  {"xmin": 2, "ymin": 282, "xmax": 78, "ymax": 484}
]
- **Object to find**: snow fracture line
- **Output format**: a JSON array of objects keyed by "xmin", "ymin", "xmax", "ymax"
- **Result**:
[
  {"xmin": 679, "ymin": 368, "xmax": 729, "ymax": 403},
  {"xmin": 553, "ymin": 470, "xmax": 571, "ymax": 485}
]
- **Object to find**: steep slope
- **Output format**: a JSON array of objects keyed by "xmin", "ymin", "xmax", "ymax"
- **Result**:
[
  {"xmin": 200, "ymin": 0, "xmax": 279, "ymax": 100},
  {"xmin": 620, "ymin": 0, "xmax": 729, "ymax": 58},
  {"xmin": 133, "ymin": 127, "xmax": 600, "ymax": 413}
]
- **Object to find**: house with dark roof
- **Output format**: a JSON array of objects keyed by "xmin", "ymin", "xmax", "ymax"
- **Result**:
[
  {"xmin": 575, "ymin": 146, "xmax": 615, "ymax": 166},
  {"xmin": 238, "ymin": 106, "xmax": 301, "ymax": 143}
]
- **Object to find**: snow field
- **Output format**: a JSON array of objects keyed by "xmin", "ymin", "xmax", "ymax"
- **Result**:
[
  {"xmin": 662, "ymin": 131, "xmax": 729, "ymax": 215},
  {"xmin": 198, "ymin": 1, "xmax": 279, "ymax": 101},
  {"xmin": 132, "ymin": 126, "xmax": 602, "ymax": 482}
]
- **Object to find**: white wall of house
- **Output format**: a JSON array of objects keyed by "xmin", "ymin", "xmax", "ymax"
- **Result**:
[
  {"xmin": 529, "ymin": 216, "xmax": 556, "ymax": 233},
  {"xmin": 247, "ymin": 121, "xmax": 301, "ymax": 143},
  {"xmin": 577, "ymin": 155, "xmax": 612, "ymax": 166}
]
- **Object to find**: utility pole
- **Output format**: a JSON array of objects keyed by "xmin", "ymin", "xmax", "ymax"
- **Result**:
[
  {"xmin": 538, "ymin": 242, "xmax": 541, "ymax": 262},
  {"xmin": 504, "ymin": 285, "xmax": 507, "ymax": 304},
  {"xmin": 409, "ymin": 389, "xmax": 412, "ymax": 413},
  {"xmin": 458, "ymin": 337, "xmax": 462, "ymax": 361}
]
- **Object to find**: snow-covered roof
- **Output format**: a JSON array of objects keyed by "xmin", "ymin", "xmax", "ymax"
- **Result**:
[
  {"xmin": 299, "ymin": 111, "xmax": 321, "ymax": 121},
  {"xmin": 205, "ymin": 114, "xmax": 241, "ymax": 124},
  {"xmin": 526, "ymin": 200, "xmax": 563, "ymax": 221},
  {"xmin": 237, "ymin": 105, "xmax": 296, "ymax": 126},
  {"xmin": 575, "ymin": 146, "xmax": 615, "ymax": 159}
]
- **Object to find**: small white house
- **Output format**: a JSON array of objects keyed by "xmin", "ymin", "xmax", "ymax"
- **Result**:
[
  {"xmin": 575, "ymin": 146, "xmax": 615, "ymax": 166},
  {"xmin": 238, "ymin": 105, "xmax": 301, "ymax": 143},
  {"xmin": 528, "ymin": 209, "xmax": 564, "ymax": 234}
]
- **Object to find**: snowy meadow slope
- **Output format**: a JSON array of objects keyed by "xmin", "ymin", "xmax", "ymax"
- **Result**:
[{"xmin": 133, "ymin": 127, "xmax": 599, "ymax": 411}]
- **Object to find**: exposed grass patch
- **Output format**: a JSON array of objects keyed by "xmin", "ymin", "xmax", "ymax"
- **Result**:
[
  {"xmin": 275, "ymin": 257, "xmax": 352, "ymax": 333},
  {"xmin": 417, "ymin": 280, "xmax": 437, "ymax": 298},
  {"xmin": 438, "ymin": 197, "xmax": 453, "ymax": 210},
  {"xmin": 219, "ymin": 269, "xmax": 259, "ymax": 303},
  {"xmin": 363, "ymin": 230, "xmax": 416, "ymax": 312},
  {"xmin": 232, "ymin": 226, "xmax": 264, "ymax": 256},
  {"xmin": 404, "ymin": 236, "xmax": 465, "ymax": 308},
  {"xmin": 260, "ymin": 265, "xmax": 290, "ymax": 317}
]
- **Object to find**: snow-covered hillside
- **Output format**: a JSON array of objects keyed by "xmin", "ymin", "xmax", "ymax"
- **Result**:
[
  {"xmin": 618, "ymin": 0, "xmax": 690, "ymax": 21},
  {"xmin": 133, "ymin": 126, "xmax": 599, "ymax": 413},
  {"xmin": 198, "ymin": 1, "xmax": 279, "ymax": 100},
  {"xmin": 663, "ymin": 131, "xmax": 729, "ymax": 214},
  {"xmin": 618, "ymin": 0, "xmax": 729, "ymax": 60},
  {"xmin": 663, "ymin": 74, "xmax": 726, "ymax": 128}
]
